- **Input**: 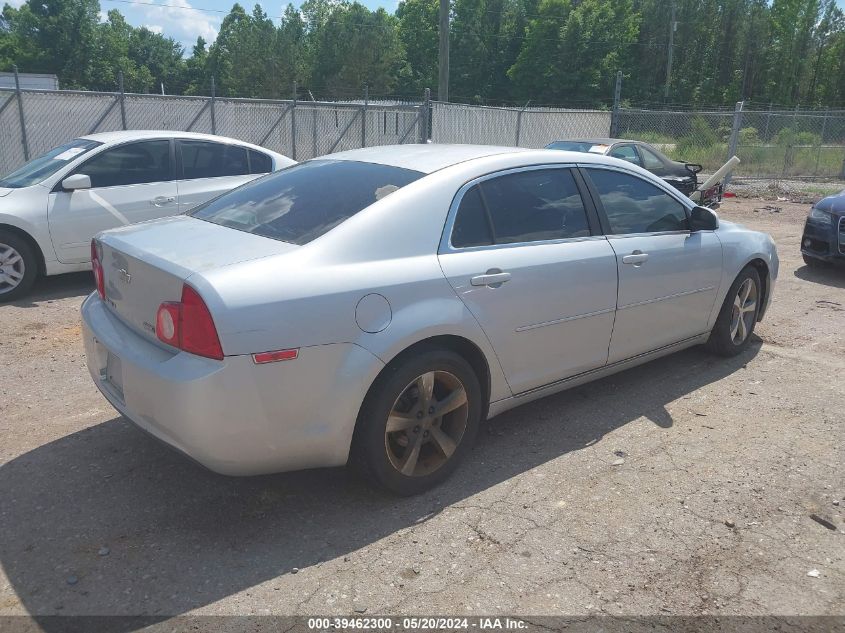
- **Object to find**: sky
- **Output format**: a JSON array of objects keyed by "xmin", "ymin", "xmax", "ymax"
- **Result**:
[
  {"xmin": 96, "ymin": 0, "xmax": 396, "ymax": 51},
  {"xmin": 6, "ymin": 0, "xmax": 845, "ymax": 53}
]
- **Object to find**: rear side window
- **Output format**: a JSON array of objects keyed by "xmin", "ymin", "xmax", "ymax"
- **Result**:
[
  {"xmin": 190, "ymin": 159, "xmax": 423, "ymax": 245},
  {"xmin": 452, "ymin": 187, "xmax": 493, "ymax": 247},
  {"xmin": 587, "ymin": 169, "xmax": 688, "ymax": 234},
  {"xmin": 249, "ymin": 149, "xmax": 273, "ymax": 174},
  {"xmin": 451, "ymin": 168, "xmax": 591, "ymax": 248},
  {"xmin": 77, "ymin": 140, "xmax": 171, "ymax": 188},
  {"xmin": 639, "ymin": 146, "xmax": 664, "ymax": 170},
  {"xmin": 180, "ymin": 141, "xmax": 249, "ymax": 179},
  {"xmin": 609, "ymin": 145, "xmax": 641, "ymax": 166}
]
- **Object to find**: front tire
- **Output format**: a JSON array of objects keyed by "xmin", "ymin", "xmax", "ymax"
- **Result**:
[
  {"xmin": 0, "ymin": 230, "xmax": 38, "ymax": 302},
  {"xmin": 350, "ymin": 348, "xmax": 482, "ymax": 495},
  {"xmin": 706, "ymin": 265, "xmax": 761, "ymax": 357}
]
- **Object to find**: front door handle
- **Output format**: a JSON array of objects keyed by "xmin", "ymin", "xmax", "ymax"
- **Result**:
[
  {"xmin": 622, "ymin": 250, "xmax": 649, "ymax": 266},
  {"xmin": 470, "ymin": 269, "xmax": 511, "ymax": 287},
  {"xmin": 151, "ymin": 196, "xmax": 176, "ymax": 207}
]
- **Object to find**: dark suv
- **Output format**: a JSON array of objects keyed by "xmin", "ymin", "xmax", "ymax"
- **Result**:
[{"xmin": 801, "ymin": 189, "xmax": 845, "ymax": 267}]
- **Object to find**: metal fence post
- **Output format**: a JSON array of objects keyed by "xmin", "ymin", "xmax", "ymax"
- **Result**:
[
  {"xmin": 422, "ymin": 87, "xmax": 431, "ymax": 142},
  {"xmin": 312, "ymin": 98, "xmax": 318, "ymax": 159},
  {"xmin": 291, "ymin": 81, "xmax": 297, "ymax": 160},
  {"xmin": 210, "ymin": 75, "xmax": 217, "ymax": 134},
  {"xmin": 118, "ymin": 70, "xmax": 127, "ymax": 130},
  {"xmin": 12, "ymin": 65, "xmax": 30, "ymax": 161},
  {"xmin": 515, "ymin": 100, "xmax": 530, "ymax": 146},
  {"xmin": 724, "ymin": 100, "xmax": 744, "ymax": 190},
  {"xmin": 361, "ymin": 84, "xmax": 368, "ymax": 148},
  {"xmin": 816, "ymin": 107, "xmax": 828, "ymax": 177},
  {"xmin": 610, "ymin": 70, "xmax": 622, "ymax": 137}
]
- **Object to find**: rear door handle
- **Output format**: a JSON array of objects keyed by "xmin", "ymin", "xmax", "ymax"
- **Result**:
[
  {"xmin": 151, "ymin": 196, "xmax": 176, "ymax": 207},
  {"xmin": 470, "ymin": 270, "xmax": 511, "ymax": 287},
  {"xmin": 622, "ymin": 251, "xmax": 649, "ymax": 266}
]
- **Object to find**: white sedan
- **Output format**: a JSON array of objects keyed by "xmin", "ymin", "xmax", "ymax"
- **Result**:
[{"xmin": 0, "ymin": 131, "xmax": 294, "ymax": 301}]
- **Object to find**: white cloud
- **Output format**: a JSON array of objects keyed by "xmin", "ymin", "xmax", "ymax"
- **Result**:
[
  {"xmin": 134, "ymin": 0, "xmax": 220, "ymax": 46},
  {"xmin": 6, "ymin": 0, "xmax": 26, "ymax": 8}
]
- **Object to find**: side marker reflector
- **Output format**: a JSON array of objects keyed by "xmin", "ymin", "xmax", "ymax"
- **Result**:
[{"xmin": 252, "ymin": 348, "xmax": 299, "ymax": 364}]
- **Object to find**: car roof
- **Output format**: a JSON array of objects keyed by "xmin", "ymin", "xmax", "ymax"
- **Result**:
[
  {"xmin": 79, "ymin": 130, "xmax": 282, "ymax": 154},
  {"xmin": 326, "ymin": 144, "xmax": 533, "ymax": 174}
]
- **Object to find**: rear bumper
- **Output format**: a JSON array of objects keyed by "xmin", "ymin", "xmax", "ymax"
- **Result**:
[
  {"xmin": 801, "ymin": 217, "xmax": 845, "ymax": 262},
  {"xmin": 81, "ymin": 293, "xmax": 384, "ymax": 475}
]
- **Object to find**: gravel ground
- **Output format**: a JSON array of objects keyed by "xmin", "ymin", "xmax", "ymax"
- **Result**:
[{"xmin": 0, "ymin": 200, "xmax": 843, "ymax": 627}]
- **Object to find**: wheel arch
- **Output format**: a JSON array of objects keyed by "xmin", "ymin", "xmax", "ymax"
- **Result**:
[
  {"xmin": 0, "ymin": 223, "xmax": 46, "ymax": 276},
  {"xmin": 744, "ymin": 257, "xmax": 770, "ymax": 322},
  {"xmin": 362, "ymin": 334, "xmax": 493, "ymax": 426}
]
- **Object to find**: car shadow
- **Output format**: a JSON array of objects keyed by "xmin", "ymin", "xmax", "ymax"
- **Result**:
[
  {"xmin": 0, "ymin": 340, "xmax": 760, "ymax": 629},
  {"xmin": 7, "ymin": 272, "xmax": 93, "ymax": 307},
  {"xmin": 794, "ymin": 264, "xmax": 845, "ymax": 289}
]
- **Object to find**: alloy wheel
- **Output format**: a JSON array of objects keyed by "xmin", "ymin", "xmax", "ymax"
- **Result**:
[
  {"xmin": 730, "ymin": 277, "xmax": 757, "ymax": 345},
  {"xmin": 0, "ymin": 243, "xmax": 26, "ymax": 295},
  {"xmin": 384, "ymin": 370, "xmax": 469, "ymax": 477}
]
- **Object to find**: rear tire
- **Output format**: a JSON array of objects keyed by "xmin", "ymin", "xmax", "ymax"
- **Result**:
[
  {"xmin": 0, "ymin": 230, "xmax": 38, "ymax": 303},
  {"xmin": 706, "ymin": 265, "xmax": 761, "ymax": 357},
  {"xmin": 802, "ymin": 253, "xmax": 829, "ymax": 269},
  {"xmin": 350, "ymin": 348, "xmax": 482, "ymax": 496}
]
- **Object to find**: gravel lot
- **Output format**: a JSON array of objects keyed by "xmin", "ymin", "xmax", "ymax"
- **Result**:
[{"xmin": 0, "ymin": 199, "xmax": 843, "ymax": 625}]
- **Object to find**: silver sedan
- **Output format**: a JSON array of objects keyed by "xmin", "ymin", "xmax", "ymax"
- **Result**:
[{"xmin": 81, "ymin": 145, "xmax": 778, "ymax": 495}]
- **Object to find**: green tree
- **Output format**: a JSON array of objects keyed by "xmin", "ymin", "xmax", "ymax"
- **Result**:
[
  {"xmin": 396, "ymin": 0, "xmax": 438, "ymax": 95},
  {"xmin": 509, "ymin": 0, "xmax": 639, "ymax": 105},
  {"xmin": 310, "ymin": 2, "xmax": 405, "ymax": 96}
]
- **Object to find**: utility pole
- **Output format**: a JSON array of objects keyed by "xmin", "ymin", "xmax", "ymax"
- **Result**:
[
  {"xmin": 438, "ymin": 0, "xmax": 449, "ymax": 102},
  {"xmin": 664, "ymin": 3, "xmax": 676, "ymax": 101}
]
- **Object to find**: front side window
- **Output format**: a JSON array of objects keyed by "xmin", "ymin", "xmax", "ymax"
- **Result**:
[
  {"xmin": 451, "ymin": 168, "xmax": 591, "ymax": 248},
  {"xmin": 587, "ymin": 169, "xmax": 688, "ymax": 234},
  {"xmin": 75, "ymin": 140, "xmax": 171, "ymax": 188},
  {"xmin": 609, "ymin": 145, "xmax": 641, "ymax": 166},
  {"xmin": 180, "ymin": 141, "xmax": 249, "ymax": 179},
  {"xmin": 190, "ymin": 159, "xmax": 423, "ymax": 245},
  {"xmin": 0, "ymin": 139, "xmax": 102, "ymax": 188}
]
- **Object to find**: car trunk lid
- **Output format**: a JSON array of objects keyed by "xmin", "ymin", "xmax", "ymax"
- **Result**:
[{"xmin": 97, "ymin": 215, "xmax": 297, "ymax": 345}]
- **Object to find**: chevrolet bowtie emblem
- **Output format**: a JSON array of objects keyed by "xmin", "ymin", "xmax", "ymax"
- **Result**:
[{"xmin": 117, "ymin": 268, "xmax": 131, "ymax": 284}]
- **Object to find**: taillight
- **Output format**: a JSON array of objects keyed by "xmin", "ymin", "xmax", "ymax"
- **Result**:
[
  {"xmin": 155, "ymin": 284, "xmax": 224, "ymax": 360},
  {"xmin": 91, "ymin": 239, "xmax": 105, "ymax": 299}
]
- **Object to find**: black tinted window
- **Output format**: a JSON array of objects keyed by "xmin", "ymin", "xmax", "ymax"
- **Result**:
[
  {"xmin": 452, "ymin": 186, "xmax": 493, "ymax": 248},
  {"xmin": 479, "ymin": 169, "xmax": 590, "ymax": 244},
  {"xmin": 78, "ymin": 140, "xmax": 171, "ymax": 188},
  {"xmin": 190, "ymin": 159, "xmax": 423, "ymax": 245},
  {"xmin": 588, "ymin": 169, "xmax": 688, "ymax": 234},
  {"xmin": 180, "ymin": 141, "xmax": 249, "ymax": 179},
  {"xmin": 249, "ymin": 149, "xmax": 272, "ymax": 174}
]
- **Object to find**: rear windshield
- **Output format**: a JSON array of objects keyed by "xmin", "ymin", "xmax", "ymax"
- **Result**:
[{"xmin": 189, "ymin": 159, "xmax": 424, "ymax": 245}]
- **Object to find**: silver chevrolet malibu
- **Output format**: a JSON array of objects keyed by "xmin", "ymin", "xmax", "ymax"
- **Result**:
[{"xmin": 82, "ymin": 145, "xmax": 778, "ymax": 495}]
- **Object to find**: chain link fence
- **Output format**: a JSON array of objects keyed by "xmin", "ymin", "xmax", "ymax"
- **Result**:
[
  {"xmin": 2, "ymin": 80, "xmax": 845, "ymax": 185},
  {"xmin": 615, "ymin": 105, "xmax": 845, "ymax": 181},
  {"xmin": 431, "ymin": 102, "xmax": 611, "ymax": 148},
  {"xmin": 0, "ymin": 87, "xmax": 426, "ymax": 177}
]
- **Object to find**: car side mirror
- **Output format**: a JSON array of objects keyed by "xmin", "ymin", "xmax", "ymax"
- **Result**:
[
  {"xmin": 62, "ymin": 174, "xmax": 91, "ymax": 191},
  {"xmin": 685, "ymin": 163, "xmax": 703, "ymax": 174},
  {"xmin": 689, "ymin": 205, "xmax": 719, "ymax": 231}
]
